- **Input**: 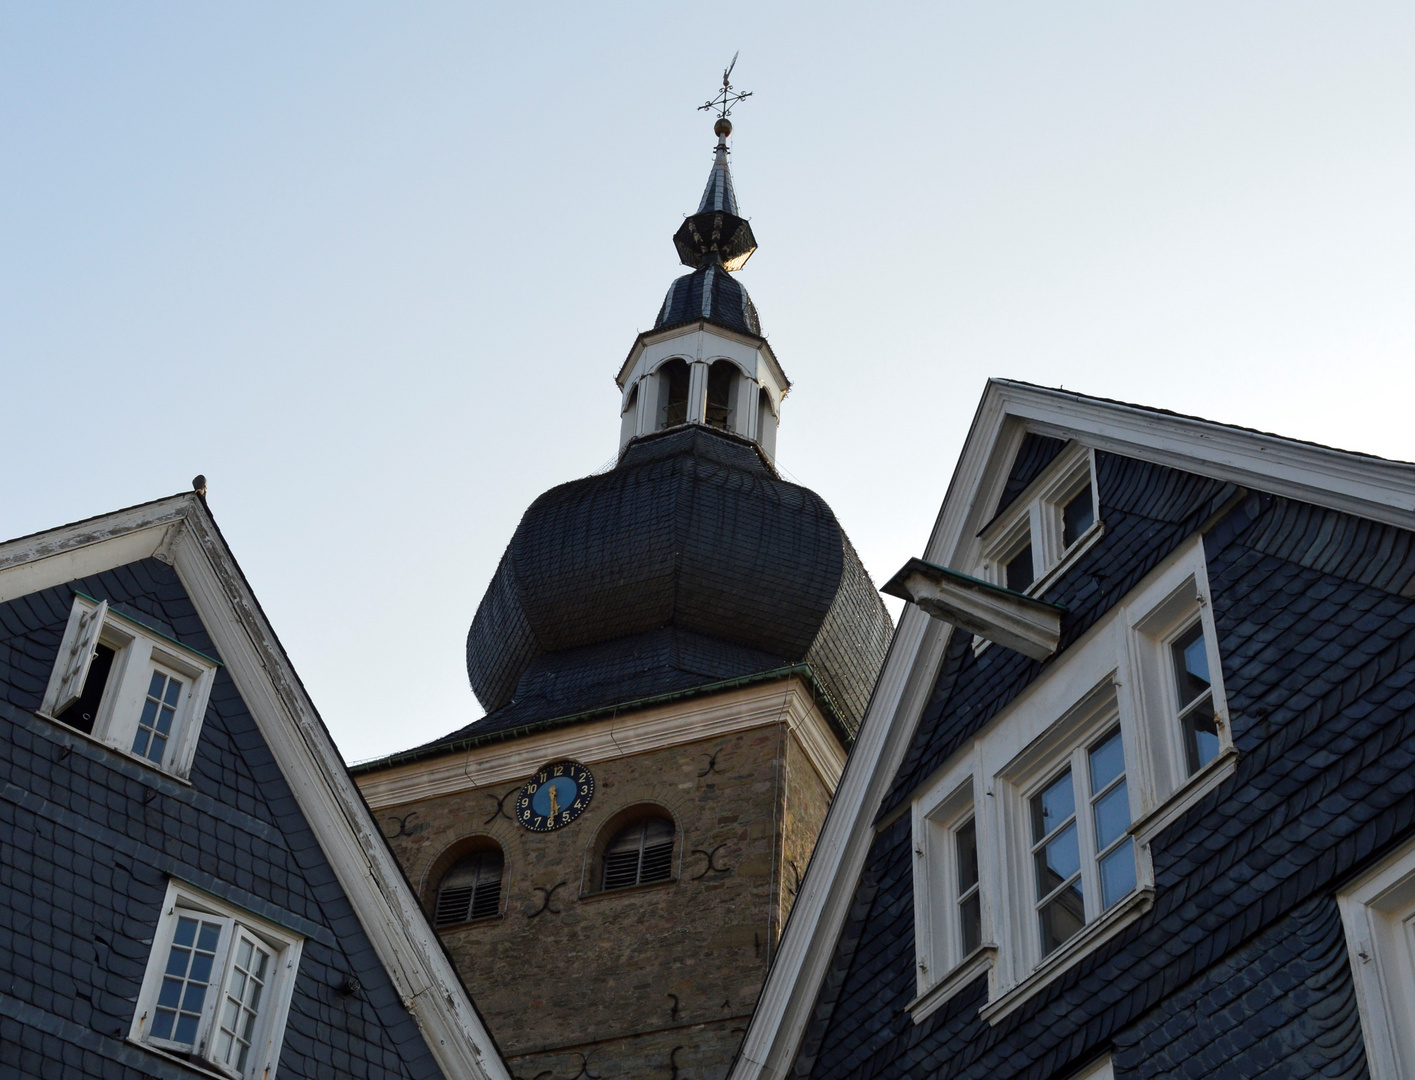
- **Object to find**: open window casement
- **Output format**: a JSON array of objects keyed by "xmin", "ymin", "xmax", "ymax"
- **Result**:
[
  {"xmin": 51, "ymin": 598, "xmax": 108, "ymax": 715},
  {"xmin": 40, "ymin": 594, "xmax": 218, "ymax": 779},
  {"xmin": 132, "ymin": 881, "xmax": 303, "ymax": 1080}
]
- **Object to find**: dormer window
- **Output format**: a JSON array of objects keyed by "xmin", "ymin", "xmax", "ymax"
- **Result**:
[
  {"xmin": 1005, "ymin": 544, "xmax": 1035, "ymax": 593},
  {"xmin": 1171, "ymin": 622, "xmax": 1219, "ymax": 773},
  {"xmin": 40, "ymin": 594, "xmax": 218, "ymax": 779},
  {"xmin": 981, "ymin": 442, "xmax": 1101, "ymax": 598}
]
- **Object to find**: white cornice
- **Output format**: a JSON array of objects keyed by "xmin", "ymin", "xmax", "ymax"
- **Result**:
[
  {"xmin": 989, "ymin": 381, "xmax": 1415, "ymax": 530},
  {"xmin": 355, "ymin": 677, "xmax": 846, "ymax": 811},
  {"xmin": 0, "ymin": 499, "xmax": 511, "ymax": 1080},
  {"xmin": 617, "ymin": 319, "xmax": 788, "ymax": 392}
]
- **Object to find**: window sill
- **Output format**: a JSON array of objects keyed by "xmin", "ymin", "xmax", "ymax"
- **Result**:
[
  {"xmin": 579, "ymin": 877, "xmax": 678, "ymax": 903},
  {"xmin": 979, "ymin": 887, "xmax": 1154, "ymax": 1026},
  {"xmin": 125, "ymin": 1038, "xmax": 235, "ymax": 1080},
  {"xmin": 35, "ymin": 710, "xmax": 194, "ymax": 787},
  {"xmin": 975, "ymin": 521, "xmax": 1105, "ymax": 657},
  {"xmin": 434, "ymin": 913, "xmax": 504, "ymax": 932},
  {"xmin": 907, "ymin": 944, "xmax": 996, "ymax": 1024},
  {"xmin": 1130, "ymin": 744, "xmax": 1238, "ymax": 847}
]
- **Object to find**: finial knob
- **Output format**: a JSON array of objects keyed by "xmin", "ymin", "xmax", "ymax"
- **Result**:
[{"xmin": 714, "ymin": 117, "xmax": 732, "ymax": 138}]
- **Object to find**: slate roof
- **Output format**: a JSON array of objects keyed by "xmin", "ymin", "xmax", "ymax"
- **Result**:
[
  {"xmin": 420, "ymin": 427, "xmax": 891, "ymax": 760},
  {"xmin": 791, "ymin": 443, "xmax": 1415, "ymax": 1080},
  {"xmin": 655, "ymin": 262, "xmax": 761, "ymax": 336},
  {"xmin": 697, "ymin": 145, "xmax": 739, "ymax": 215},
  {"xmin": 0, "ymin": 558, "xmax": 452, "ymax": 1079}
]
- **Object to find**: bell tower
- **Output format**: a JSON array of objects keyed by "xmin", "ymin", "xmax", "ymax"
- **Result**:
[{"xmin": 353, "ymin": 71, "xmax": 892, "ymax": 1080}]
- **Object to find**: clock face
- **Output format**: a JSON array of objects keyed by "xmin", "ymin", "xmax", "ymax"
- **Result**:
[{"xmin": 515, "ymin": 761, "xmax": 595, "ymax": 832}]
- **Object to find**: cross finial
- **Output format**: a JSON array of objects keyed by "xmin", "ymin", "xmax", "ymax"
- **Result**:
[{"xmin": 698, "ymin": 52, "xmax": 752, "ymax": 126}]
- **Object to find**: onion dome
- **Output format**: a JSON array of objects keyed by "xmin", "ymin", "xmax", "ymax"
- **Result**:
[
  {"xmin": 655, "ymin": 262, "xmax": 761, "ymax": 336},
  {"xmin": 459, "ymin": 427, "xmax": 892, "ymax": 740}
]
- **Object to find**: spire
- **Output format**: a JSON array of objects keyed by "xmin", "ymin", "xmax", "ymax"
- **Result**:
[{"xmin": 673, "ymin": 59, "xmax": 757, "ymax": 273}]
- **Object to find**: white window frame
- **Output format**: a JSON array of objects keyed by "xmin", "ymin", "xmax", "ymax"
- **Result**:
[
  {"xmin": 1337, "ymin": 833, "xmax": 1415, "ymax": 1080},
  {"xmin": 979, "ymin": 442, "xmax": 1104, "ymax": 601},
  {"xmin": 910, "ymin": 769, "xmax": 993, "ymax": 1016},
  {"xmin": 130, "ymin": 880, "xmax": 303, "ymax": 1080},
  {"xmin": 910, "ymin": 536, "xmax": 1236, "ymax": 1025},
  {"xmin": 39, "ymin": 593, "xmax": 218, "ymax": 779}
]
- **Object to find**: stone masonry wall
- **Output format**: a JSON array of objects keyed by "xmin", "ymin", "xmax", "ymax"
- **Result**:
[{"xmin": 371, "ymin": 700, "xmax": 841, "ymax": 1080}]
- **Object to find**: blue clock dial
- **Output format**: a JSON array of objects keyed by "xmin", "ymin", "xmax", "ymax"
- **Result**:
[{"xmin": 515, "ymin": 761, "xmax": 594, "ymax": 832}]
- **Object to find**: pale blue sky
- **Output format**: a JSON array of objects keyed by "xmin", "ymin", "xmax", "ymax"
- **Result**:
[{"xmin": 3, "ymin": 3, "xmax": 1412, "ymax": 761}]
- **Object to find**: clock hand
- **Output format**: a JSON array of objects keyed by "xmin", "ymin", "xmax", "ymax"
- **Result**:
[{"xmin": 548, "ymin": 785, "xmax": 560, "ymax": 822}]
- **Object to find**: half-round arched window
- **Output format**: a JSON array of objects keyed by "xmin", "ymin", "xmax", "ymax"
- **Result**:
[
  {"xmin": 602, "ymin": 817, "xmax": 675, "ymax": 891},
  {"xmin": 705, "ymin": 360, "xmax": 737, "ymax": 431},
  {"xmin": 434, "ymin": 848, "xmax": 504, "ymax": 926},
  {"xmin": 657, "ymin": 359, "xmax": 691, "ymax": 429}
]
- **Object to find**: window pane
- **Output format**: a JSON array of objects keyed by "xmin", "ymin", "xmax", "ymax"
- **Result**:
[
  {"xmin": 955, "ymin": 818, "xmax": 979, "ymax": 892},
  {"xmin": 960, "ymin": 891, "xmax": 982, "ymax": 956},
  {"xmin": 1088, "ymin": 730, "xmax": 1125, "ymax": 793},
  {"xmin": 1171, "ymin": 624, "xmax": 1210, "ymax": 706},
  {"xmin": 1182, "ymin": 696, "xmax": 1221, "ymax": 774},
  {"xmin": 1006, "ymin": 543, "xmax": 1034, "ymax": 593},
  {"xmin": 1039, "ymin": 882, "xmax": 1085, "ymax": 955},
  {"xmin": 1099, "ymin": 838, "xmax": 1137, "ymax": 909},
  {"xmin": 1093, "ymin": 780, "xmax": 1130, "ymax": 852},
  {"xmin": 214, "ymin": 932, "xmax": 271, "ymax": 1074},
  {"xmin": 1031, "ymin": 770, "xmax": 1075, "ymax": 842},
  {"xmin": 1034, "ymin": 822, "xmax": 1081, "ymax": 900},
  {"xmin": 1062, "ymin": 487, "xmax": 1094, "ymax": 547},
  {"xmin": 150, "ymin": 916, "xmax": 222, "ymax": 1049}
]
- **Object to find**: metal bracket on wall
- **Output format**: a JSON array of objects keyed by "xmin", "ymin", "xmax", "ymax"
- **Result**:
[
  {"xmin": 484, "ymin": 787, "xmax": 518, "ymax": 825},
  {"xmin": 691, "ymin": 844, "xmax": 730, "ymax": 879},
  {"xmin": 528, "ymin": 880, "xmax": 567, "ymax": 918},
  {"xmin": 383, "ymin": 812, "xmax": 423, "ymax": 839}
]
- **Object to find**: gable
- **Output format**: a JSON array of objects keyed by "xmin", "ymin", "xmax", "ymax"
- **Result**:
[
  {"xmin": 0, "ymin": 557, "xmax": 450, "ymax": 1078},
  {"xmin": 788, "ymin": 455, "xmax": 1415, "ymax": 1080},
  {"xmin": 728, "ymin": 381, "xmax": 1415, "ymax": 1080},
  {"xmin": 0, "ymin": 494, "xmax": 508, "ymax": 1080}
]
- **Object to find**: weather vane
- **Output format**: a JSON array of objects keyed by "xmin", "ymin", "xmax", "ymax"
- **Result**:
[{"xmin": 699, "ymin": 52, "xmax": 752, "ymax": 125}]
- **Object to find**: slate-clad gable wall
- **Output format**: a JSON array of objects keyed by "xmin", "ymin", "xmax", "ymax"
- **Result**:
[
  {"xmin": 793, "ymin": 453, "xmax": 1415, "ymax": 1080},
  {"xmin": 0, "ymin": 558, "xmax": 447, "ymax": 1080}
]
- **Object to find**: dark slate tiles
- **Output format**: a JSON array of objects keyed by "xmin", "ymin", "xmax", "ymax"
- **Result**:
[
  {"xmin": 450, "ymin": 425, "xmax": 890, "ymax": 751},
  {"xmin": 799, "ymin": 457, "xmax": 1415, "ymax": 1080},
  {"xmin": 880, "ymin": 453, "xmax": 1235, "ymax": 820},
  {"xmin": 0, "ymin": 559, "xmax": 445, "ymax": 1080}
]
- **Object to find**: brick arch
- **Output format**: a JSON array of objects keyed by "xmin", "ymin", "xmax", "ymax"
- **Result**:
[
  {"xmin": 419, "ymin": 833, "xmax": 507, "ymax": 918},
  {"xmin": 581, "ymin": 801, "xmax": 684, "ymax": 895}
]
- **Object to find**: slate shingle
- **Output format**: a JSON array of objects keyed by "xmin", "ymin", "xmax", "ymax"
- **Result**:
[
  {"xmin": 799, "ymin": 452, "xmax": 1415, "ymax": 1080},
  {"xmin": 0, "ymin": 558, "xmax": 446, "ymax": 1079}
]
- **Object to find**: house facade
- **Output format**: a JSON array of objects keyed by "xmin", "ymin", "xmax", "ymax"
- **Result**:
[
  {"xmin": 0, "ymin": 493, "xmax": 508, "ymax": 1080},
  {"xmin": 730, "ymin": 381, "xmax": 1415, "ymax": 1080}
]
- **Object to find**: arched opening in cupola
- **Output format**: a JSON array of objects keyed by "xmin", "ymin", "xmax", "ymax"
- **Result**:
[
  {"xmin": 657, "ymin": 359, "xmax": 691, "ymax": 429},
  {"xmin": 705, "ymin": 360, "xmax": 737, "ymax": 432},
  {"xmin": 620, "ymin": 383, "xmax": 639, "ymax": 445}
]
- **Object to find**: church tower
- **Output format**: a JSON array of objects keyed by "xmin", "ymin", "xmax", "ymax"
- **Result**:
[{"xmin": 353, "ymin": 90, "xmax": 892, "ymax": 1080}]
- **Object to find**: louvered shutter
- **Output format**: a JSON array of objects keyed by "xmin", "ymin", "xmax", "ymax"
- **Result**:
[{"xmin": 435, "ymin": 851, "xmax": 504, "ymax": 925}]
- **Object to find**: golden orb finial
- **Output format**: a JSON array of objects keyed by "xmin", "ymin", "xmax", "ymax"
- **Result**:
[{"xmin": 715, "ymin": 117, "xmax": 732, "ymax": 138}]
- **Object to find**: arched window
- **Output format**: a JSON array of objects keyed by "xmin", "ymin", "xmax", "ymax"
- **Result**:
[
  {"xmin": 705, "ymin": 360, "xmax": 736, "ymax": 431},
  {"xmin": 657, "ymin": 359, "xmax": 691, "ymax": 429},
  {"xmin": 602, "ymin": 817, "xmax": 675, "ymax": 891},
  {"xmin": 434, "ymin": 849, "xmax": 504, "ymax": 926}
]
